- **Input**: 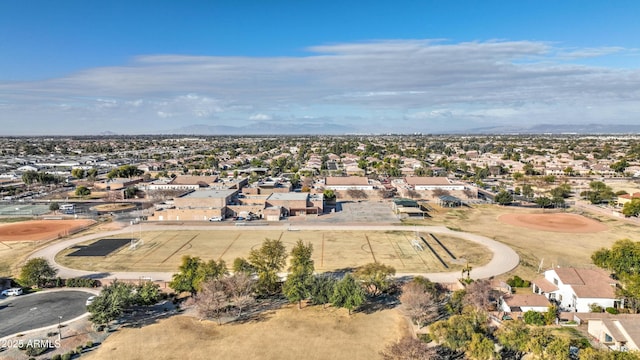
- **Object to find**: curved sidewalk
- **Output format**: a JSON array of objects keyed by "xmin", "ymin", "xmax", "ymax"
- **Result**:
[{"xmin": 29, "ymin": 223, "xmax": 520, "ymax": 284}]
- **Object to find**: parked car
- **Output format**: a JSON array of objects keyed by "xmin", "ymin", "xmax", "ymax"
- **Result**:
[
  {"xmin": 209, "ymin": 217, "xmax": 223, "ymax": 222},
  {"xmin": 234, "ymin": 216, "xmax": 246, "ymax": 221},
  {"xmin": 86, "ymin": 296, "xmax": 96, "ymax": 306},
  {"xmin": 1, "ymin": 287, "xmax": 23, "ymax": 296}
]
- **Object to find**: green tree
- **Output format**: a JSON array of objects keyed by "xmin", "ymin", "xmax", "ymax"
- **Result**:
[
  {"xmin": 88, "ymin": 280, "xmax": 136, "ymax": 326},
  {"xmin": 75, "ymin": 185, "xmax": 91, "ymax": 198},
  {"xmin": 194, "ymin": 259, "xmax": 227, "ymax": 291},
  {"xmin": 494, "ymin": 190, "xmax": 513, "ymax": 205},
  {"xmin": 354, "ymin": 262, "xmax": 396, "ymax": 297},
  {"xmin": 283, "ymin": 240, "xmax": 314, "ymax": 308},
  {"xmin": 49, "ymin": 202, "xmax": 60, "ymax": 213},
  {"xmin": 71, "ymin": 168, "xmax": 85, "ymax": 179},
  {"xmin": 331, "ymin": 274, "xmax": 365, "ymax": 315},
  {"xmin": 622, "ymin": 199, "xmax": 640, "ymax": 217},
  {"xmin": 523, "ymin": 310, "xmax": 546, "ymax": 325},
  {"xmin": 522, "ymin": 184, "xmax": 534, "ymax": 199},
  {"xmin": 134, "ymin": 281, "xmax": 162, "ymax": 306},
  {"xmin": 535, "ymin": 196, "xmax": 553, "ymax": 208},
  {"xmin": 123, "ymin": 186, "xmax": 138, "ymax": 199},
  {"xmin": 323, "ymin": 189, "xmax": 336, "ymax": 200},
  {"xmin": 309, "ymin": 275, "xmax": 337, "ymax": 307},
  {"xmin": 232, "ymin": 257, "xmax": 255, "ymax": 274},
  {"xmin": 429, "ymin": 308, "xmax": 489, "ymax": 352},
  {"xmin": 169, "ymin": 255, "xmax": 202, "ymax": 295},
  {"xmin": 19, "ymin": 257, "xmax": 57, "ymax": 288},
  {"xmin": 248, "ymin": 238, "xmax": 287, "ymax": 296},
  {"xmin": 611, "ymin": 159, "xmax": 629, "ymax": 174},
  {"xmin": 495, "ymin": 320, "xmax": 529, "ymax": 356},
  {"xmin": 466, "ymin": 333, "xmax": 499, "ymax": 360}
]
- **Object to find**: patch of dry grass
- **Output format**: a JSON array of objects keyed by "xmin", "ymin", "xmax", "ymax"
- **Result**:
[
  {"xmin": 55, "ymin": 229, "xmax": 490, "ymax": 273},
  {"xmin": 83, "ymin": 306, "xmax": 409, "ymax": 360},
  {"xmin": 423, "ymin": 205, "xmax": 639, "ymax": 281}
]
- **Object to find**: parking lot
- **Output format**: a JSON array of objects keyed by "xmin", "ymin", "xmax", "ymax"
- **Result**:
[
  {"xmin": 0, "ymin": 290, "xmax": 93, "ymax": 339},
  {"xmin": 304, "ymin": 201, "xmax": 400, "ymax": 224}
]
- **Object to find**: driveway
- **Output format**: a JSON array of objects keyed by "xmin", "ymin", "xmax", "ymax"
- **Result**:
[{"xmin": 0, "ymin": 290, "xmax": 94, "ymax": 339}]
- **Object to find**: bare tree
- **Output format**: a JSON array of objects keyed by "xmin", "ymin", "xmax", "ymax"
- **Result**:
[
  {"xmin": 399, "ymin": 281, "xmax": 439, "ymax": 327},
  {"xmin": 431, "ymin": 189, "xmax": 450, "ymax": 197},
  {"xmin": 464, "ymin": 279, "xmax": 499, "ymax": 311},
  {"xmin": 380, "ymin": 336, "xmax": 435, "ymax": 360},
  {"xmin": 194, "ymin": 279, "xmax": 229, "ymax": 324},
  {"xmin": 222, "ymin": 273, "xmax": 255, "ymax": 318},
  {"xmin": 346, "ymin": 189, "xmax": 368, "ymax": 199}
]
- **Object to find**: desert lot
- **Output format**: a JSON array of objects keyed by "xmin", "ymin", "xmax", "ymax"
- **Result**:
[{"xmin": 84, "ymin": 305, "xmax": 408, "ymax": 360}]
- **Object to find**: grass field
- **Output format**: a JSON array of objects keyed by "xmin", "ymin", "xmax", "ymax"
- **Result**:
[
  {"xmin": 83, "ymin": 305, "xmax": 409, "ymax": 360},
  {"xmin": 406, "ymin": 204, "xmax": 640, "ymax": 281},
  {"xmin": 55, "ymin": 229, "xmax": 491, "ymax": 273}
]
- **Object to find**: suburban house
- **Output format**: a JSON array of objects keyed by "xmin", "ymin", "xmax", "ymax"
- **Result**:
[
  {"xmin": 617, "ymin": 192, "xmax": 640, "ymax": 206},
  {"xmin": 532, "ymin": 267, "xmax": 621, "ymax": 312},
  {"xmin": 588, "ymin": 317, "xmax": 640, "ymax": 351},
  {"xmin": 500, "ymin": 293, "xmax": 552, "ymax": 313}
]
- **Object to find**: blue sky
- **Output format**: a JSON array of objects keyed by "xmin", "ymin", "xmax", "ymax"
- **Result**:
[{"xmin": 1, "ymin": 1, "xmax": 639, "ymax": 135}]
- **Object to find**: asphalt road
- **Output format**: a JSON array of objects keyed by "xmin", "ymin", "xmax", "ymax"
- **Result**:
[{"xmin": 0, "ymin": 290, "xmax": 93, "ymax": 338}]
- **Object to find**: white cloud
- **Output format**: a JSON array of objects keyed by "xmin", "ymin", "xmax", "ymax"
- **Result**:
[
  {"xmin": 1, "ymin": 39, "xmax": 640, "ymax": 134},
  {"xmin": 249, "ymin": 113, "xmax": 272, "ymax": 121}
]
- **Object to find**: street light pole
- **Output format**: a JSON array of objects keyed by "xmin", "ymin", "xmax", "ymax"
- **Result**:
[{"xmin": 58, "ymin": 316, "xmax": 62, "ymax": 341}]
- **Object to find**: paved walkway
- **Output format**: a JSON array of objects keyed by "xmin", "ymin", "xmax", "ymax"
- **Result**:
[{"xmin": 29, "ymin": 222, "xmax": 520, "ymax": 284}]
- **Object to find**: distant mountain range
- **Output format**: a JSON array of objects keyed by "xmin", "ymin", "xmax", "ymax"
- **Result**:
[
  {"xmin": 97, "ymin": 122, "xmax": 640, "ymax": 136},
  {"xmin": 460, "ymin": 123, "xmax": 640, "ymax": 135},
  {"xmin": 159, "ymin": 121, "xmax": 358, "ymax": 135}
]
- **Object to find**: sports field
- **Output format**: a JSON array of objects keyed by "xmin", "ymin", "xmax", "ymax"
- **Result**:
[{"xmin": 55, "ymin": 229, "xmax": 490, "ymax": 273}]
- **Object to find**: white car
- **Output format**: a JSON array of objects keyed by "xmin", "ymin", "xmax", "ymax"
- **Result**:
[
  {"xmin": 86, "ymin": 296, "xmax": 96, "ymax": 306},
  {"xmin": 209, "ymin": 217, "xmax": 223, "ymax": 222},
  {"xmin": 1, "ymin": 287, "xmax": 23, "ymax": 296}
]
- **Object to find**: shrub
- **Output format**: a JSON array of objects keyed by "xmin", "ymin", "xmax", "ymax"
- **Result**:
[
  {"xmin": 523, "ymin": 310, "xmax": 546, "ymax": 325},
  {"xmin": 52, "ymin": 355, "xmax": 62, "ymax": 360},
  {"xmin": 506, "ymin": 275, "xmax": 531, "ymax": 288},
  {"xmin": 606, "ymin": 307, "xmax": 619, "ymax": 314},
  {"xmin": 85, "ymin": 341, "xmax": 94, "ymax": 348},
  {"xmin": 589, "ymin": 303, "xmax": 604, "ymax": 313},
  {"xmin": 61, "ymin": 353, "xmax": 72, "ymax": 360},
  {"xmin": 65, "ymin": 277, "xmax": 100, "ymax": 287},
  {"xmin": 24, "ymin": 341, "xmax": 48, "ymax": 356}
]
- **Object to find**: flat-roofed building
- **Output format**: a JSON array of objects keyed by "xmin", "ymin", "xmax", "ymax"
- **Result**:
[
  {"xmin": 149, "ymin": 188, "xmax": 237, "ymax": 221},
  {"xmin": 324, "ymin": 176, "xmax": 374, "ymax": 191},
  {"xmin": 266, "ymin": 192, "xmax": 323, "ymax": 217},
  {"xmin": 404, "ymin": 177, "xmax": 465, "ymax": 191}
]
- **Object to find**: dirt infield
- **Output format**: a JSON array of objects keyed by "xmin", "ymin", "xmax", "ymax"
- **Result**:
[
  {"xmin": 498, "ymin": 213, "xmax": 608, "ymax": 233},
  {"xmin": 0, "ymin": 219, "xmax": 95, "ymax": 241}
]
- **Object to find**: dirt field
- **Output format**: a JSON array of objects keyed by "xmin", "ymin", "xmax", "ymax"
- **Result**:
[
  {"xmin": 0, "ymin": 219, "xmax": 95, "ymax": 241},
  {"xmin": 498, "ymin": 213, "xmax": 608, "ymax": 233},
  {"xmin": 417, "ymin": 205, "xmax": 639, "ymax": 281},
  {"xmin": 56, "ymin": 229, "xmax": 490, "ymax": 273},
  {"xmin": 83, "ymin": 306, "xmax": 409, "ymax": 360},
  {"xmin": 92, "ymin": 203, "xmax": 136, "ymax": 212}
]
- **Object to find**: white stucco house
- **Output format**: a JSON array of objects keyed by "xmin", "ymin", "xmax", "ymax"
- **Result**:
[
  {"xmin": 588, "ymin": 317, "xmax": 640, "ymax": 351},
  {"xmin": 532, "ymin": 267, "xmax": 622, "ymax": 313},
  {"xmin": 500, "ymin": 293, "xmax": 552, "ymax": 313}
]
